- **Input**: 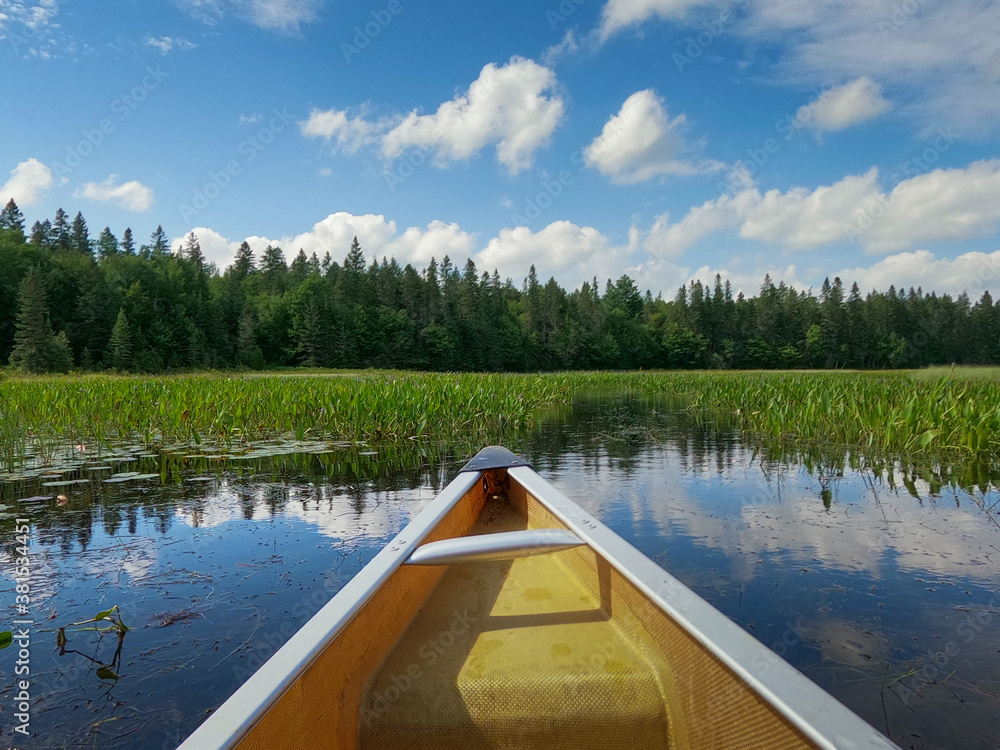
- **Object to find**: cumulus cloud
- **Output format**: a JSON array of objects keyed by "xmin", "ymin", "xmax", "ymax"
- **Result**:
[
  {"xmin": 298, "ymin": 108, "xmax": 380, "ymax": 154},
  {"xmin": 145, "ymin": 35, "xmax": 196, "ymax": 54},
  {"xmin": 804, "ymin": 77, "xmax": 892, "ymax": 132},
  {"xmin": 684, "ymin": 248, "xmax": 1000, "ymax": 301},
  {"xmin": 380, "ymin": 57, "xmax": 564, "ymax": 173},
  {"xmin": 75, "ymin": 176, "xmax": 154, "ymax": 212},
  {"xmin": 476, "ymin": 221, "xmax": 640, "ymax": 290},
  {"xmin": 646, "ymin": 160, "xmax": 1000, "ymax": 256},
  {"xmin": 831, "ymin": 249, "xmax": 1000, "ymax": 299},
  {"xmin": 175, "ymin": 0, "xmax": 321, "ymax": 33},
  {"xmin": 300, "ymin": 58, "xmax": 564, "ymax": 174},
  {"xmin": 168, "ymin": 227, "xmax": 241, "ymax": 267},
  {"xmin": 1, "ymin": 158, "xmax": 53, "ymax": 205},
  {"xmin": 584, "ymin": 89, "xmax": 722, "ymax": 184},
  {"xmin": 180, "ymin": 212, "xmax": 478, "ymax": 272},
  {"xmin": 594, "ymin": 0, "xmax": 1000, "ymax": 135}
]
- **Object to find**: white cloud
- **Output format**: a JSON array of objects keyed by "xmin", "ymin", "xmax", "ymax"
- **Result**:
[
  {"xmin": 75, "ymin": 176, "xmax": 154, "ymax": 212},
  {"xmin": 741, "ymin": 168, "xmax": 882, "ymax": 250},
  {"xmin": 175, "ymin": 0, "xmax": 320, "ymax": 33},
  {"xmin": 169, "ymin": 227, "xmax": 240, "ymax": 267},
  {"xmin": 182, "ymin": 212, "xmax": 478, "ymax": 272},
  {"xmin": 804, "ymin": 77, "xmax": 892, "ymax": 132},
  {"xmin": 476, "ymin": 221, "xmax": 638, "ymax": 289},
  {"xmin": 584, "ymin": 89, "xmax": 722, "ymax": 184},
  {"xmin": 380, "ymin": 57, "xmax": 564, "ymax": 174},
  {"xmin": 647, "ymin": 160, "xmax": 1000, "ymax": 256},
  {"xmin": 683, "ymin": 248, "xmax": 1000, "ymax": 301},
  {"xmin": 1, "ymin": 158, "xmax": 53, "ymax": 205},
  {"xmin": 299, "ymin": 108, "xmax": 380, "ymax": 154},
  {"xmin": 643, "ymin": 189, "xmax": 752, "ymax": 258},
  {"xmin": 0, "ymin": 0, "xmax": 59, "ymax": 36},
  {"xmin": 300, "ymin": 58, "xmax": 565, "ymax": 174},
  {"xmin": 145, "ymin": 35, "xmax": 195, "ymax": 54},
  {"xmin": 595, "ymin": 0, "xmax": 1000, "ymax": 135},
  {"xmin": 541, "ymin": 29, "xmax": 579, "ymax": 67},
  {"xmin": 598, "ymin": 0, "xmax": 706, "ymax": 39},
  {"xmin": 831, "ymin": 249, "xmax": 1000, "ymax": 299}
]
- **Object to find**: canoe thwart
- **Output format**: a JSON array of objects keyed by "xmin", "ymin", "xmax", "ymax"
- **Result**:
[
  {"xmin": 459, "ymin": 445, "xmax": 532, "ymax": 473},
  {"xmin": 405, "ymin": 528, "xmax": 584, "ymax": 566}
]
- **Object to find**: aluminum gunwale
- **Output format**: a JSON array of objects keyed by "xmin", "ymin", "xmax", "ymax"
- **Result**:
[
  {"xmin": 175, "ymin": 470, "xmax": 482, "ymax": 750},
  {"xmin": 406, "ymin": 528, "xmax": 584, "ymax": 565},
  {"xmin": 508, "ymin": 465, "xmax": 900, "ymax": 750}
]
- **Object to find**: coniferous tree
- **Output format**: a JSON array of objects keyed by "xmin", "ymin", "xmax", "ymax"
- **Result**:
[
  {"xmin": 71, "ymin": 211, "xmax": 90, "ymax": 254},
  {"xmin": 97, "ymin": 227, "xmax": 119, "ymax": 261},
  {"xmin": 120, "ymin": 227, "xmax": 136, "ymax": 255},
  {"xmin": 149, "ymin": 225, "xmax": 169, "ymax": 256},
  {"xmin": 51, "ymin": 208, "xmax": 71, "ymax": 250},
  {"xmin": 29, "ymin": 220, "xmax": 49, "ymax": 246},
  {"xmin": 236, "ymin": 305, "xmax": 264, "ymax": 369},
  {"xmin": 232, "ymin": 241, "xmax": 255, "ymax": 279},
  {"xmin": 183, "ymin": 231, "xmax": 204, "ymax": 269},
  {"xmin": 0, "ymin": 199, "xmax": 25, "ymax": 239},
  {"xmin": 9, "ymin": 268, "xmax": 71, "ymax": 373},
  {"xmin": 109, "ymin": 308, "xmax": 134, "ymax": 371}
]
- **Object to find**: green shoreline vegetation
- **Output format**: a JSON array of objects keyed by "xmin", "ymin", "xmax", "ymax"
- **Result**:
[
  {"xmin": 1, "ymin": 369, "xmax": 998, "ymax": 477},
  {"xmin": 3, "ymin": 201, "xmax": 1000, "ymax": 377}
]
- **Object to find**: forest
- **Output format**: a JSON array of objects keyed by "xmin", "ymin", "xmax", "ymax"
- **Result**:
[{"xmin": 1, "ymin": 198, "xmax": 998, "ymax": 374}]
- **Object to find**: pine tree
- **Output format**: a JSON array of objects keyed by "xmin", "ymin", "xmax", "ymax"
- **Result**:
[
  {"xmin": 0, "ymin": 199, "xmax": 25, "ymax": 239},
  {"xmin": 109, "ymin": 308, "xmax": 134, "ymax": 371},
  {"xmin": 97, "ymin": 227, "xmax": 119, "ymax": 261},
  {"xmin": 9, "ymin": 268, "xmax": 69, "ymax": 373}
]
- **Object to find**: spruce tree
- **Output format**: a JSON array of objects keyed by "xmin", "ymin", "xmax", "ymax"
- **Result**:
[
  {"xmin": 51, "ymin": 208, "xmax": 71, "ymax": 250},
  {"xmin": 183, "ymin": 231, "xmax": 204, "ymax": 269},
  {"xmin": 29, "ymin": 220, "xmax": 49, "ymax": 246},
  {"xmin": 120, "ymin": 227, "xmax": 136, "ymax": 255},
  {"xmin": 0, "ymin": 199, "xmax": 25, "ymax": 239},
  {"xmin": 9, "ymin": 268, "xmax": 67, "ymax": 373},
  {"xmin": 149, "ymin": 225, "xmax": 169, "ymax": 256},
  {"xmin": 232, "ymin": 241, "xmax": 255, "ymax": 279},
  {"xmin": 71, "ymin": 211, "xmax": 90, "ymax": 254},
  {"xmin": 109, "ymin": 308, "xmax": 134, "ymax": 371},
  {"xmin": 97, "ymin": 227, "xmax": 119, "ymax": 261}
]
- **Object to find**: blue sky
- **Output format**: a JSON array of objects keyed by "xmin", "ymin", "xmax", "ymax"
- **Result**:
[{"xmin": 3, "ymin": 0, "xmax": 1000, "ymax": 298}]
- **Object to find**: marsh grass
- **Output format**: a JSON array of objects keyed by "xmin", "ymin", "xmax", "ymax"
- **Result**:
[
  {"xmin": 0, "ymin": 371, "xmax": 570, "ymax": 474},
  {"xmin": 2, "ymin": 368, "xmax": 999, "ymax": 480}
]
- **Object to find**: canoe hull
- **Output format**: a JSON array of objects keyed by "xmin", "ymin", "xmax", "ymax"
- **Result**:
[{"xmin": 178, "ymin": 449, "xmax": 899, "ymax": 750}]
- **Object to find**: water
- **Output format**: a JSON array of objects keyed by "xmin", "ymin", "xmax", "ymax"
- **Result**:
[{"xmin": 1, "ymin": 395, "xmax": 998, "ymax": 749}]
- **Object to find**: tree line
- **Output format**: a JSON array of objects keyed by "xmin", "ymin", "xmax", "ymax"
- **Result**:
[{"xmin": 1, "ymin": 199, "xmax": 998, "ymax": 374}]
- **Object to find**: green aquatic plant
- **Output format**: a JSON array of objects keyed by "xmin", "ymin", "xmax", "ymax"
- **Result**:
[{"xmin": 56, "ymin": 604, "xmax": 130, "ymax": 682}]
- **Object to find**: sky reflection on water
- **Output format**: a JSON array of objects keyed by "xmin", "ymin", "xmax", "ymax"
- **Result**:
[{"xmin": 0, "ymin": 395, "xmax": 997, "ymax": 749}]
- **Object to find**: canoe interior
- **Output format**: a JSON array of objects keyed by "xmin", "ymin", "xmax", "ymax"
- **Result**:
[{"xmin": 234, "ymin": 468, "xmax": 821, "ymax": 750}]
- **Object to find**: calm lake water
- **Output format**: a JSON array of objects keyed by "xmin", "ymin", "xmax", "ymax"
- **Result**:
[{"xmin": 1, "ymin": 394, "xmax": 998, "ymax": 749}]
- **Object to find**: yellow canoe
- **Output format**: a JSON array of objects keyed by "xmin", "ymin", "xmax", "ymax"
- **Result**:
[{"xmin": 179, "ymin": 447, "xmax": 898, "ymax": 750}]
